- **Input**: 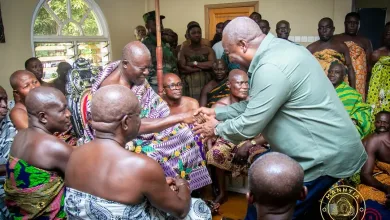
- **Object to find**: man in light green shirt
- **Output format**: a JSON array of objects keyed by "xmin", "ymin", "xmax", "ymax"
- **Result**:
[{"xmin": 194, "ymin": 17, "xmax": 367, "ymax": 219}]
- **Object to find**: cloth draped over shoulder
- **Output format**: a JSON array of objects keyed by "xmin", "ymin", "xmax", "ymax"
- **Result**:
[
  {"xmin": 367, "ymin": 56, "xmax": 390, "ymax": 132},
  {"xmin": 206, "ymin": 79, "xmax": 230, "ymax": 108},
  {"xmin": 82, "ymin": 61, "xmax": 211, "ymax": 191},
  {"xmin": 65, "ymin": 187, "xmax": 212, "ymax": 220},
  {"xmin": 336, "ymin": 82, "xmax": 371, "ymax": 138},
  {"xmin": 313, "ymin": 49, "xmax": 346, "ymax": 75},
  {"xmin": 345, "ymin": 41, "xmax": 368, "ymax": 100},
  {"xmin": 4, "ymin": 156, "xmax": 66, "ymax": 219}
]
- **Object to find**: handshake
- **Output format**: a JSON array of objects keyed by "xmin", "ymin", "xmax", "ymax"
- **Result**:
[{"xmin": 181, "ymin": 107, "xmax": 220, "ymax": 141}]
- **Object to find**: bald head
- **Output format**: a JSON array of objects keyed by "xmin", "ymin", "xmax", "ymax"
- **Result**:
[
  {"xmin": 91, "ymin": 85, "xmax": 140, "ymax": 133},
  {"xmin": 222, "ymin": 17, "xmax": 265, "ymax": 69},
  {"xmin": 122, "ymin": 41, "xmax": 151, "ymax": 62},
  {"xmin": 25, "ymin": 87, "xmax": 65, "ymax": 115},
  {"xmin": 10, "ymin": 70, "xmax": 37, "ymax": 90},
  {"xmin": 319, "ymin": 17, "xmax": 334, "ymax": 27},
  {"xmin": 228, "ymin": 69, "xmax": 247, "ymax": 81},
  {"xmin": 249, "ymin": 152, "xmax": 304, "ymax": 207},
  {"xmin": 223, "ymin": 17, "xmax": 264, "ymax": 45},
  {"xmin": 163, "ymin": 73, "xmax": 181, "ymax": 85}
]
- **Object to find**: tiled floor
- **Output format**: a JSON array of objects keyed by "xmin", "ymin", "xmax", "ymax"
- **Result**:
[{"xmin": 210, "ymin": 191, "xmax": 247, "ymax": 220}]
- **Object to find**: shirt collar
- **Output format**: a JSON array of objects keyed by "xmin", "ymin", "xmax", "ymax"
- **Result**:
[{"xmin": 248, "ymin": 33, "xmax": 275, "ymax": 74}]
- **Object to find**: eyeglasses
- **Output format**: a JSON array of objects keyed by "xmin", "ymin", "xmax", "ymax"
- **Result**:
[{"xmin": 164, "ymin": 82, "xmax": 183, "ymax": 89}]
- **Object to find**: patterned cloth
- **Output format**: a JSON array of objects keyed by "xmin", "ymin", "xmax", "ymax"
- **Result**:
[
  {"xmin": 345, "ymin": 41, "xmax": 368, "ymax": 101},
  {"xmin": 313, "ymin": 49, "xmax": 346, "ymax": 75},
  {"xmin": 55, "ymin": 126, "xmax": 77, "ymax": 146},
  {"xmin": 82, "ymin": 61, "xmax": 211, "ymax": 191},
  {"xmin": 206, "ymin": 138, "xmax": 248, "ymax": 178},
  {"xmin": 4, "ymin": 156, "xmax": 66, "ymax": 219},
  {"xmin": 358, "ymin": 161, "xmax": 390, "ymax": 205},
  {"xmin": 142, "ymin": 33, "xmax": 178, "ymax": 88},
  {"xmin": 0, "ymin": 115, "xmax": 14, "ymax": 219},
  {"xmin": 182, "ymin": 54, "xmax": 213, "ymax": 100},
  {"xmin": 206, "ymin": 79, "xmax": 230, "ymax": 108},
  {"xmin": 65, "ymin": 187, "xmax": 212, "ymax": 220},
  {"xmin": 367, "ymin": 56, "xmax": 390, "ymax": 132},
  {"xmin": 336, "ymin": 82, "xmax": 371, "ymax": 138}
]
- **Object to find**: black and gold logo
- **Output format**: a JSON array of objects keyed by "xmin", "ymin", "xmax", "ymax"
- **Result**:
[{"xmin": 320, "ymin": 185, "xmax": 366, "ymax": 220}]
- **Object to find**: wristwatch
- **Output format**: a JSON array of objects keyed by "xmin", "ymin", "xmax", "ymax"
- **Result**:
[
  {"xmin": 250, "ymin": 139, "xmax": 257, "ymax": 146},
  {"xmin": 193, "ymin": 61, "xmax": 198, "ymax": 66}
]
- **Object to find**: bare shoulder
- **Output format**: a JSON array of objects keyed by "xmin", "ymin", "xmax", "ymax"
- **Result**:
[
  {"xmin": 363, "ymin": 133, "xmax": 383, "ymax": 152},
  {"xmin": 371, "ymin": 47, "xmax": 387, "ymax": 63},
  {"xmin": 306, "ymin": 41, "xmax": 319, "ymax": 52},
  {"xmin": 212, "ymin": 97, "xmax": 230, "ymax": 108},
  {"xmin": 183, "ymin": 96, "xmax": 199, "ymax": 109},
  {"xmin": 202, "ymin": 80, "xmax": 216, "ymax": 93},
  {"xmin": 118, "ymin": 152, "xmax": 163, "ymax": 181}
]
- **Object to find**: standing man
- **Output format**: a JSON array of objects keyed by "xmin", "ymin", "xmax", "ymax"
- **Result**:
[
  {"xmin": 25, "ymin": 57, "xmax": 50, "ymax": 87},
  {"xmin": 0, "ymin": 86, "xmax": 15, "ymax": 219},
  {"xmin": 276, "ymin": 20, "xmax": 291, "ymax": 40},
  {"xmin": 334, "ymin": 12, "xmax": 373, "ymax": 100},
  {"xmin": 210, "ymin": 22, "xmax": 224, "ymax": 47},
  {"xmin": 258, "ymin": 20, "xmax": 270, "ymax": 35},
  {"xmin": 307, "ymin": 17, "xmax": 356, "ymax": 88},
  {"xmin": 249, "ymin": 12, "xmax": 262, "ymax": 24},
  {"xmin": 213, "ymin": 20, "xmax": 231, "ymax": 59},
  {"xmin": 194, "ymin": 17, "xmax": 366, "ymax": 219},
  {"xmin": 142, "ymin": 11, "xmax": 178, "ymax": 92},
  {"xmin": 52, "ymin": 62, "xmax": 72, "ymax": 95},
  {"xmin": 134, "ymin": 25, "xmax": 147, "ymax": 41}
]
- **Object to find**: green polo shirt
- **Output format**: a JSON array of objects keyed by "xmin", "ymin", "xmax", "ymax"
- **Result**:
[{"xmin": 215, "ymin": 34, "xmax": 367, "ymax": 182}]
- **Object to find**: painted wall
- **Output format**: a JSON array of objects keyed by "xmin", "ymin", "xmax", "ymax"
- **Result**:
[
  {"xmin": 0, "ymin": 0, "xmax": 352, "ymax": 96},
  {"xmin": 146, "ymin": 0, "xmax": 352, "ymax": 44}
]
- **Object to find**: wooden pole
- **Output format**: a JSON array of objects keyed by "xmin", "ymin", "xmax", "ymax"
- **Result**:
[{"xmin": 155, "ymin": 0, "xmax": 163, "ymax": 96}]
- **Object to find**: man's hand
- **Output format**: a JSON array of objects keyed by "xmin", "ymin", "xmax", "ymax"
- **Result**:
[
  {"xmin": 180, "ymin": 111, "xmax": 196, "ymax": 124},
  {"xmin": 233, "ymin": 141, "xmax": 251, "ymax": 164},
  {"xmin": 166, "ymin": 177, "xmax": 178, "ymax": 192},
  {"xmin": 175, "ymin": 176, "xmax": 190, "ymax": 191},
  {"xmin": 193, "ymin": 114, "xmax": 219, "ymax": 141},
  {"xmin": 194, "ymin": 107, "xmax": 216, "ymax": 118}
]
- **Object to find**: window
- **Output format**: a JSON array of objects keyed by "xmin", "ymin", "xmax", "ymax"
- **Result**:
[{"xmin": 32, "ymin": 0, "xmax": 110, "ymax": 79}]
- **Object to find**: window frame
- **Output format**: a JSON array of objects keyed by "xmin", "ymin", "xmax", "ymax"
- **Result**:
[{"xmin": 31, "ymin": 0, "xmax": 111, "ymax": 58}]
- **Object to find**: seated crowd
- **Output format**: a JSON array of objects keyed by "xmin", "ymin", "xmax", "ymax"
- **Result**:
[{"xmin": 0, "ymin": 8, "xmax": 390, "ymax": 220}]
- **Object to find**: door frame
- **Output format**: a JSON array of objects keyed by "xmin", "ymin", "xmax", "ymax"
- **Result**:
[{"xmin": 204, "ymin": 1, "xmax": 259, "ymax": 40}]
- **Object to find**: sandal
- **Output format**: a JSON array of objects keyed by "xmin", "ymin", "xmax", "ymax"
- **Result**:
[{"xmin": 206, "ymin": 200, "xmax": 221, "ymax": 215}]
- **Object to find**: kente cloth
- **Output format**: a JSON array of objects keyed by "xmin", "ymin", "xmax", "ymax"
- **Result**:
[
  {"xmin": 336, "ymin": 82, "xmax": 372, "ymax": 138},
  {"xmin": 182, "ymin": 54, "xmax": 213, "ymax": 100},
  {"xmin": 4, "ymin": 156, "xmax": 66, "ymax": 219},
  {"xmin": 367, "ymin": 56, "xmax": 390, "ymax": 132},
  {"xmin": 345, "ymin": 41, "xmax": 368, "ymax": 101},
  {"xmin": 55, "ymin": 126, "xmax": 77, "ymax": 146},
  {"xmin": 65, "ymin": 187, "xmax": 212, "ymax": 220},
  {"xmin": 206, "ymin": 79, "xmax": 230, "ymax": 108},
  {"xmin": 142, "ymin": 34, "xmax": 178, "ymax": 87},
  {"xmin": 83, "ymin": 61, "xmax": 211, "ymax": 191},
  {"xmin": 206, "ymin": 138, "xmax": 248, "ymax": 178},
  {"xmin": 313, "ymin": 49, "xmax": 346, "ymax": 75},
  {"xmin": 357, "ymin": 161, "xmax": 390, "ymax": 205}
]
